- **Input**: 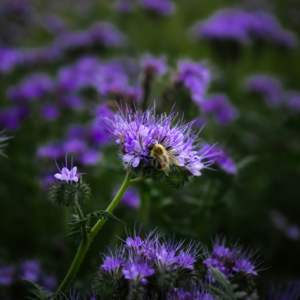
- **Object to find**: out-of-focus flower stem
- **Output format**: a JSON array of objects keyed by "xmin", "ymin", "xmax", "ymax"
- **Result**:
[{"xmin": 54, "ymin": 171, "xmax": 132, "ymax": 296}]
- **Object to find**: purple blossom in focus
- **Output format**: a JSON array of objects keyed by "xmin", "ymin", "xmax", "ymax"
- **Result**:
[
  {"xmin": 107, "ymin": 108, "xmax": 213, "ymax": 176},
  {"xmin": 204, "ymin": 240, "xmax": 257, "ymax": 278},
  {"xmin": 174, "ymin": 59, "xmax": 211, "ymax": 104},
  {"xmin": 199, "ymin": 94, "xmax": 238, "ymax": 125},
  {"xmin": 121, "ymin": 187, "xmax": 140, "ymax": 209},
  {"xmin": 54, "ymin": 166, "xmax": 79, "ymax": 183},
  {"xmin": 122, "ymin": 260, "xmax": 154, "ymax": 284},
  {"xmin": 140, "ymin": 0, "xmax": 175, "ymax": 16},
  {"xmin": 101, "ymin": 255, "xmax": 123, "ymax": 273}
]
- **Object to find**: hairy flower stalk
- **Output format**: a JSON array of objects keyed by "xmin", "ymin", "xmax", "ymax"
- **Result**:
[{"xmin": 55, "ymin": 170, "xmax": 133, "ymax": 295}]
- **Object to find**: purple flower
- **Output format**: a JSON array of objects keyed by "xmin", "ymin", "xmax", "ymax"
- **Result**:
[
  {"xmin": 284, "ymin": 90, "xmax": 300, "ymax": 112},
  {"xmin": 204, "ymin": 240, "xmax": 257, "ymax": 278},
  {"xmin": 244, "ymin": 74, "xmax": 284, "ymax": 107},
  {"xmin": 0, "ymin": 265, "xmax": 15, "ymax": 286},
  {"xmin": 174, "ymin": 59, "xmax": 211, "ymax": 104},
  {"xmin": 0, "ymin": 48, "xmax": 22, "ymax": 74},
  {"xmin": 140, "ymin": 54, "xmax": 168, "ymax": 77},
  {"xmin": 54, "ymin": 166, "xmax": 79, "ymax": 183},
  {"xmin": 0, "ymin": 105, "xmax": 28, "ymax": 130},
  {"xmin": 191, "ymin": 8, "xmax": 251, "ymax": 44},
  {"xmin": 80, "ymin": 150, "xmax": 102, "ymax": 166},
  {"xmin": 176, "ymin": 250, "xmax": 196, "ymax": 270},
  {"xmin": 140, "ymin": 0, "xmax": 175, "ymax": 16},
  {"xmin": 20, "ymin": 260, "xmax": 41, "ymax": 282},
  {"xmin": 107, "ymin": 108, "xmax": 212, "ymax": 176},
  {"xmin": 41, "ymin": 104, "xmax": 60, "ymax": 121},
  {"xmin": 191, "ymin": 8, "xmax": 298, "ymax": 48},
  {"xmin": 101, "ymin": 255, "xmax": 123, "ymax": 273},
  {"xmin": 199, "ymin": 94, "xmax": 238, "ymax": 125},
  {"xmin": 122, "ymin": 260, "xmax": 154, "ymax": 284},
  {"xmin": 121, "ymin": 188, "xmax": 140, "ymax": 209},
  {"xmin": 202, "ymin": 145, "xmax": 237, "ymax": 175},
  {"xmin": 126, "ymin": 236, "xmax": 144, "ymax": 249},
  {"xmin": 114, "ymin": 0, "xmax": 135, "ymax": 13},
  {"xmin": 7, "ymin": 73, "xmax": 54, "ymax": 102},
  {"xmin": 63, "ymin": 138, "xmax": 87, "ymax": 154},
  {"xmin": 37, "ymin": 143, "xmax": 62, "ymax": 160}
]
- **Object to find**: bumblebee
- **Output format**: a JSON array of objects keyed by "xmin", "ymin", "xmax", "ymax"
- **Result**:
[{"xmin": 150, "ymin": 143, "xmax": 178, "ymax": 174}]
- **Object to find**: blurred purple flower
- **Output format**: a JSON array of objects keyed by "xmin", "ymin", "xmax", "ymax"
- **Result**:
[
  {"xmin": 20, "ymin": 260, "xmax": 41, "ymax": 282},
  {"xmin": 191, "ymin": 8, "xmax": 298, "ymax": 48},
  {"xmin": 244, "ymin": 74, "xmax": 284, "ymax": 106},
  {"xmin": 37, "ymin": 143, "xmax": 62, "ymax": 160},
  {"xmin": 199, "ymin": 94, "xmax": 238, "ymax": 125},
  {"xmin": 140, "ymin": 54, "xmax": 168, "ymax": 77},
  {"xmin": 140, "ymin": 0, "xmax": 175, "ymax": 16},
  {"xmin": 122, "ymin": 187, "xmax": 140, "ymax": 209},
  {"xmin": 41, "ymin": 104, "xmax": 60, "ymax": 121},
  {"xmin": 175, "ymin": 59, "xmax": 211, "ymax": 104},
  {"xmin": 0, "ymin": 265, "xmax": 15, "ymax": 286},
  {"xmin": 7, "ymin": 73, "xmax": 54, "ymax": 103},
  {"xmin": 0, "ymin": 105, "xmax": 28, "ymax": 130},
  {"xmin": 80, "ymin": 150, "xmax": 102, "ymax": 166}
]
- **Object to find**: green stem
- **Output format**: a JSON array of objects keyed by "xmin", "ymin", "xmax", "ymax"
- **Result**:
[{"xmin": 55, "ymin": 171, "xmax": 132, "ymax": 296}]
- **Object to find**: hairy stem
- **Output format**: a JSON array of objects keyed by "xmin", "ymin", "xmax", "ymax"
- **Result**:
[{"xmin": 55, "ymin": 171, "xmax": 132, "ymax": 295}]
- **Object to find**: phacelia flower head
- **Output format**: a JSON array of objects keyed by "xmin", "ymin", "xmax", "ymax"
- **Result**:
[
  {"xmin": 0, "ymin": 265, "xmax": 15, "ymax": 286},
  {"xmin": 54, "ymin": 166, "xmax": 79, "ymax": 183},
  {"xmin": 140, "ymin": 0, "xmax": 175, "ymax": 16},
  {"xmin": 107, "ymin": 108, "xmax": 213, "ymax": 177},
  {"xmin": 122, "ymin": 260, "xmax": 155, "ymax": 284},
  {"xmin": 204, "ymin": 239, "xmax": 257, "ymax": 278},
  {"xmin": 20, "ymin": 260, "xmax": 41, "ymax": 282},
  {"xmin": 199, "ymin": 94, "xmax": 238, "ymax": 125},
  {"xmin": 244, "ymin": 74, "xmax": 284, "ymax": 107},
  {"xmin": 140, "ymin": 54, "xmax": 168, "ymax": 77},
  {"xmin": 121, "ymin": 187, "xmax": 140, "ymax": 209},
  {"xmin": 101, "ymin": 254, "xmax": 124, "ymax": 274},
  {"xmin": 174, "ymin": 59, "xmax": 211, "ymax": 104}
]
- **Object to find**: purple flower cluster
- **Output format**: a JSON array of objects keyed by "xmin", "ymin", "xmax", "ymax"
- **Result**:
[
  {"xmin": 140, "ymin": 0, "xmax": 175, "ymax": 16},
  {"xmin": 121, "ymin": 187, "xmax": 141, "ymax": 209},
  {"xmin": 199, "ymin": 94, "xmax": 238, "ymax": 125},
  {"xmin": 107, "ymin": 108, "xmax": 213, "ymax": 176},
  {"xmin": 57, "ymin": 56, "xmax": 142, "ymax": 102},
  {"xmin": 0, "ymin": 22, "xmax": 126, "ymax": 75},
  {"xmin": 0, "ymin": 259, "xmax": 56, "ymax": 290},
  {"xmin": 244, "ymin": 74, "xmax": 284, "ymax": 107},
  {"xmin": 204, "ymin": 240, "xmax": 257, "ymax": 278},
  {"xmin": 244, "ymin": 73, "xmax": 300, "ymax": 112},
  {"xmin": 115, "ymin": 0, "xmax": 175, "ymax": 16},
  {"xmin": 174, "ymin": 59, "xmax": 212, "ymax": 104},
  {"xmin": 7, "ymin": 73, "xmax": 54, "ymax": 103},
  {"xmin": 140, "ymin": 54, "xmax": 168, "ymax": 78},
  {"xmin": 100, "ymin": 232, "xmax": 199, "ymax": 285},
  {"xmin": 191, "ymin": 8, "xmax": 298, "ymax": 48},
  {"xmin": 202, "ymin": 144, "xmax": 237, "ymax": 175}
]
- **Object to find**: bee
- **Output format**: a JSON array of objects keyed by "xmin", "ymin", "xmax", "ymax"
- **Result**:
[{"xmin": 150, "ymin": 143, "xmax": 178, "ymax": 174}]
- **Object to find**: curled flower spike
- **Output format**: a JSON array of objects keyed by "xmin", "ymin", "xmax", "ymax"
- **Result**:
[
  {"xmin": 54, "ymin": 166, "xmax": 79, "ymax": 183},
  {"xmin": 106, "ymin": 108, "xmax": 213, "ymax": 177}
]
